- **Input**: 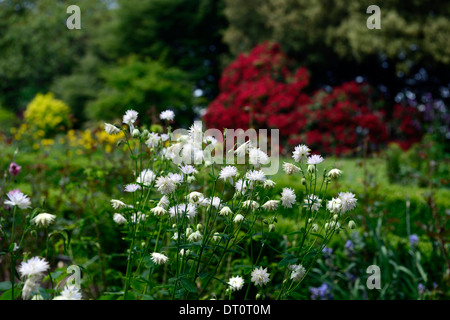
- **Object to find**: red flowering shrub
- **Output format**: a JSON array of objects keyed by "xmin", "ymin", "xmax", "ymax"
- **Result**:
[
  {"xmin": 295, "ymin": 81, "xmax": 390, "ymax": 156},
  {"xmin": 204, "ymin": 42, "xmax": 423, "ymax": 156},
  {"xmin": 390, "ymin": 103, "xmax": 423, "ymax": 150},
  {"xmin": 203, "ymin": 42, "xmax": 311, "ymax": 139}
]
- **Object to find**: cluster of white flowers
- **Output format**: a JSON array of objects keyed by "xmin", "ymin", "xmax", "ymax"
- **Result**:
[{"xmin": 101, "ymin": 110, "xmax": 361, "ymax": 300}]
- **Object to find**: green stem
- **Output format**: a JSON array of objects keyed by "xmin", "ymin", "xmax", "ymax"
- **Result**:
[{"xmin": 10, "ymin": 206, "xmax": 17, "ymax": 300}]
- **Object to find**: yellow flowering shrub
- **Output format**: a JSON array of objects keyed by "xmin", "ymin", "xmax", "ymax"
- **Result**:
[{"xmin": 24, "ymin": 93, "xmax": 71, "ymax": 134}]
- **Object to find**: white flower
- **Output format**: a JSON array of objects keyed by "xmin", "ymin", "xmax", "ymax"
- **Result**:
[
  {"xmin": 111, "ymin": 199, "xmax": 127, "ymax": 210},
  {"xmin": 246, "ymin": 169, "xmax": 266, "ymax": 182},
  {"xmin": 233, "ymin": 214, "xmax": 245, "ymax": 223},
  {"xmin": 179, "ymin": 165, "xmax": 197, "ymax": 175},
  {"xmin": 289, "ymin": 264, "xmax": 306, "ymax": 282},
  {"xmin": 304, "ymin": 195, "xmax": 322, "ymax": 212},
  {"xmin": 281, "ymin": 188, "xmax": 296, "ymax": 208},
  {"xmin": 338, "ymin": 192, "xmax": 357, "ymax": 213},
  {"xmin": 251, "ymin": 267, "xmax": 270, "ymax": 286},
  {"xmin": 242, "ymin": 200, "xmax": 259, "ymax": 211},
  {"xmin": 155, "ymin": 176, "xmax": 176, "ymax": 194},
  {"xmin": 326, "ymin": 220, "xmax": 340, "ymax": 231},
  {"xmin": 283, "ymin": 162, "xmax": 301, "ymax": 175},
  {"xmin": 122, "ymin": 109, "xmax": 138, "ymax": 125},
  {"xmin": 187, "ymin": 191, "xmax": 205, "ymax": 204},
  {"xmin": 328, "ymin": 169, "xmax": 342, "ymax": 179},
  {"xmin": 326, "ymin": 197, "xmax": 342, "ymax": 213},
  {"xmin": 228, "ymin": 276, "xmax": 245, "ymax": 292},
  {"xmin": 104, "ymin": 123, "xmax": 120, "ymax": 135},
  {"xmin": 19, "ymin": 257, "xmax": 50, "ymax": 277},
  {"xmin": 188, "ymin": 122, "xmax": 203, "ymax": 139},
  {"xmin": 212, "ymin": 232, "xmax": 221, "ymax": 242},
  {"xmin": 124, "ymin": 183, "xmax": 141, "ymax": 193},
  {"xmin": 53, "ymin": 285, "xmax": 82, "ymax": 300},
  {"xmin": 204, "ymin": 135, "xmax": 218, "ymax": 147},
  {"xmin": 188, "ymin": 230, "xmax": 203, "ymax": 242},
  {"xmin": 262, "ymin": 200, "xmax": 280, "ymax": 211},
  {"xmin": 249, "ymin": 148, "xmax": 270, "ymax": 167},
  {"xmin": 158, "ymin": 195, "xmax": 170, "ymax": 208},
  {"xmin": 160, "ymin": 109, "xmax": 175, "ymax": 121},
  {"xmin": 235, "ymin": 179, "xmax": 250, "ymax": 195},
  {"xmin": 292, "ymin": 144, "xmax": 310, "ymax": 163},
  {"xmin": 137, "ymin": 169, "xmax": 156, "ymax": 186},
  {"xmin": 161, "ymin": 133, "xmax": 169, "ymax": 142},
  {"xmin": 307, "ymin": 154, "xmax": 324, "ymax": 165},
  {"xmin": 151, "ymin": 252, "xmax": 169, "ymax": 265},
  {"xmin": 219, "ymin": 166, "xmax": 238, "ymax": 183},
  {"xmin": 263, "ymin": 179, "xmax": 276, "ymax": 189},
  {"xmin": 170, "ymin": 203, "xmax": 197, "ymax": 219},
  {"xmin": 145, "ymin": 132, "xmax": 161, "ymax": 148},
  {"xmin": 235, "ymin": 140, "xmax": 253, "ymax": 157},
  {"xmin": 219, "ymin": 206, "xmax": 233, "ymax": 216},
  {"xmin": 205, "ymin": 196, "xmax": 222, "ymax": 209},
  {"xmin": 311, "ymin": 224, "xmax": 319, "ymax": 232},
  {"xmin": 130, "ymin": 212, "xmax": 147, "ymax": 223},
  {"xmin": 180, "ymin": 249, "xmax": 191, "ymax": 256},
  {"xmin": 168, "ymin": 173, "xmax": 184, "ymax": 184},
  {"xmin": 4, "ymin": 190, "xmax": 31, "ymax": 209},
  {"xmin": 113, "ymin": 213, "xmax": 127, "ymax": 224},
  {"xmin": 22, "ymin": 275, "xmax": 42, "ymax": 300},
  {"xmin": 31, "ymin": 213, "xmax": 56, "ymax": 228},
  {"xmin": 151, "ymin": 206, "xmax": 167, "ymax": 216}
]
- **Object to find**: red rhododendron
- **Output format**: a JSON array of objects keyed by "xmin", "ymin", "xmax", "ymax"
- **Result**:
[{"xmin": 204, "ymin": 42, "xmax": 424, "ymax": 156}]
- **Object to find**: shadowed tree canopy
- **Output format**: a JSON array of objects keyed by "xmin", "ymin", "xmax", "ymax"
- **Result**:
[{"xmin": 222, "ymin": 0, "xmax": 450, "ymax": 104}]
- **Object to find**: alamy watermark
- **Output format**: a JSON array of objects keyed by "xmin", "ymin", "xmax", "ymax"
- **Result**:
[
  {"xmin": 367, "ymin": 5, "xmax": 381, "ymax": 29},
  {"xmin": 66, "ymin": 5, "xmax": 81, "ymax": 30},
  {"xmin": 366, "ymin": 265, "xmax": 381, "ymax": 289}
]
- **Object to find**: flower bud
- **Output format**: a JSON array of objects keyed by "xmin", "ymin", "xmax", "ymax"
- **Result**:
[
  {"xmin": 301, "ymin": 178, "xmax": 306, "ymax": 185},
  {"xmin": 141, "ymin": 129, "xmax": 150, "ymax": 138},
  {"xmin": 269, "ymin": 224, "xmax": 276, "ymax": 232},
  {"xmin": 132, "ymin": 128, "xmax": 140, "ymax": 138},
  {"xmin": 307, "ymin": 164, "xmax": 316, "ymax": 173},
  {"xmin": 196, "ymin": 224, "xmax": 203, "ymax": 231},
  {"xmin": 348, "ymin": 220, "xmax": 356, "ymax": 229}
]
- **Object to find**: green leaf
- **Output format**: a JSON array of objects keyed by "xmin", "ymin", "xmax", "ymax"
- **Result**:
[
  {"xmin": 0, "ymin": 288, "xmax": 21, "ymax": 300},
  {"xmin": 0, "ymin": 282, "xmax": 12, "ymax": 291},
  {"xmin": 287, "ymin": 291, "xmax": 305, "ymax": 300},
  {"xmin": 310, "ymin": 233, "xmax": 324, "ymax": 239},
  {"xmin": 278, "ymin": 254, "xmax": 298, "ymax": 267},
  {"xmin": 98, "ymin": 294, "xmax": 118, "ymax": 300},
  {"xmin": 180, "ymin": 277, "xmax": 197, "ymax": 293}
]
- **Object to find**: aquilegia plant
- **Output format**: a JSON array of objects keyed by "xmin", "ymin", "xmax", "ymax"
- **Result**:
[{"xmin": 104, "ymin": 109, "xmax": 358, "ymax": 300}]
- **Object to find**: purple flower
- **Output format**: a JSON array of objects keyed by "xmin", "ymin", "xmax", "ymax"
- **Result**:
[
  {"xmin": 345, "ymin": 240, "xmax": 354, "ymax": 251},
  {"xmin": 8, "ymin": 162, "xmax": 21, "ymax": 176},
  {"xmin": 310, "ymin": 283, "xmax": 333, "ymax": 300},
  {"xmin": 418, "ymin": 283, "xmax": 425, "ymax": 296},
  {"xmin": 409, "ymin": 234, "xmax": 419, "ymax": 247}
]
